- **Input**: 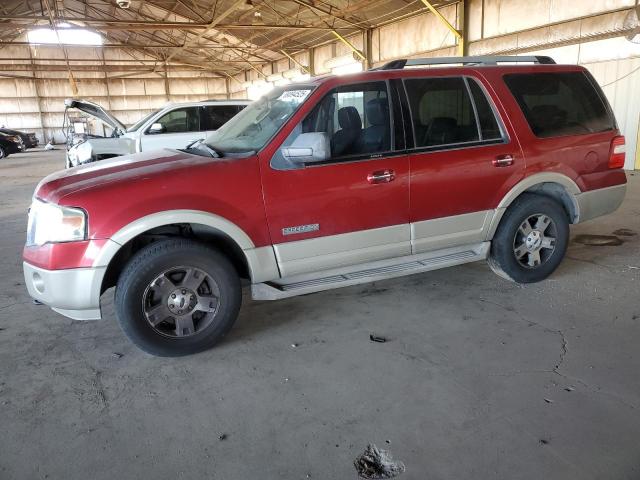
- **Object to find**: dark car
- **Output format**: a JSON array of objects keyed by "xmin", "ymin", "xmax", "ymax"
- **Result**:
[
  {"xmin": 0, "ymin": 131, "xmax": 24, "ymax": 158},
  {"xmin": 0, "ymin": 128, "xmax": 38, "ymax": 149}
]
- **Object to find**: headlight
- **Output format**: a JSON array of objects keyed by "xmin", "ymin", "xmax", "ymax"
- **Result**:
[
  {"xmin": 26, "ymin": 199, "xmax": 87, "ymax": 246},
  {"xmin": 75, "ymin": 141, "xmax": 93, "ymax": 164}
]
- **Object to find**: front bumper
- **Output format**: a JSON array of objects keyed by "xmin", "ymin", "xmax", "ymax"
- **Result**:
[
  {"xmin": 575, "ymin": 183, "xmax": 626, "ymax": 223},
  {"xmin": 23, "ymin": 262, "xmax": 106, "ymax": 320}
]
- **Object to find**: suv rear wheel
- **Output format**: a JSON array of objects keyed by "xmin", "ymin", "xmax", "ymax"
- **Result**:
[
  {"xmin": 488, "ymin": 193, "xmax": 569, "ymax": 283},
  {"xmin": 114, "ymin": 239, "xmax": 242, "ymax": 356}
]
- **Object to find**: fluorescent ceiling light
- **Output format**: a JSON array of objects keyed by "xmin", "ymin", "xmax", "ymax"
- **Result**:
[{"xmin": 28, "ymin": 28, "xmax": 103, "ymax": 46}]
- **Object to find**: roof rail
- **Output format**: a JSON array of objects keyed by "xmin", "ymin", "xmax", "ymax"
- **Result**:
[{"xmin": 373, "ymin": 55, "xmax": 556, "ymax": 70}]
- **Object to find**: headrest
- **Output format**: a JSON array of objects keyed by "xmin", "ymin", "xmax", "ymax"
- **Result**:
[
  {"xmin": 365, "ymin": 98, "xmax": 388, "ymax": 126},
  {"xmin": 338, "ymin": 106, "xmax": 362, "ymax": 130}
]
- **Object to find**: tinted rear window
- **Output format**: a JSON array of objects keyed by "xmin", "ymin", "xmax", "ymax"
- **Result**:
[{"xmin": 504, "ymin": 72, "xmax": 614, "ymax": 138}]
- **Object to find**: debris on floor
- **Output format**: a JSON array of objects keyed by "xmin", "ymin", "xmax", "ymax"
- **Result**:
[
  {"xmin": 573, "ymin": 234, "xmax": 624, "ymax": 246},
  {"xmin": 218, "ymin": 433, "xmax": 227, "ymax": 441},
  {"xmin": 44, "ymin": 142, "xmax": 55, "ymax": 150},
  {"xmin": 539, "ymin": 439, "xmax": 549, "ymax": 445},
  {"xmin": 111, "ymin": 352, "xmax": 123, "ymax": 359},
  {"xmin": 369, "ymin": 334, "xmax": 387, "ymax": 343},
  {"xmin": 354, "ymin": 444, "xmax": 405, "ymax": 479}
]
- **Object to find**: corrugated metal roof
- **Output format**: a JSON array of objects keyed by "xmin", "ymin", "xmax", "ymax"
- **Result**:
[{"xmin": 0, "ymin": 0, "xmax": 459, "ymax": 76}]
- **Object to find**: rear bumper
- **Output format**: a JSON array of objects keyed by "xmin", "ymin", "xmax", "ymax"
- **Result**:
[
  {"xmin": 23, "ymin": 262, "xmax": 105, "ymax": 320},
  {"xmin": 575, "ymin": 183, "xmax": 626, "ymax": 223}
]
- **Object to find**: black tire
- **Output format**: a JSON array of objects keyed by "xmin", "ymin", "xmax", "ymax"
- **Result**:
[
  {"xmin": 0, "ymin": 146, "xmax": 6, "ymax": 159},
  {"xmin": 488, "ymin": 193, "xmax": 569, "ymax": 283},
  {"xmin": 114, "ymin": 239, "xmax": 242, "ymax": 356}
]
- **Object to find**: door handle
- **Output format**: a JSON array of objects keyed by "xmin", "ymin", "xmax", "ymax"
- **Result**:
[
  {"xmin": 367, "ymin": 169, "xmax": 396, "ymax": 184},
  {"xmin": 492, "ymin": 154, "xmax": 515, "ymax": 167}
]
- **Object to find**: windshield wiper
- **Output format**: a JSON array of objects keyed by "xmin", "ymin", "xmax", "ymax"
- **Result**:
[{"xmin": 185, "ymin": 139, "xmax": 221, "ymax": 158}]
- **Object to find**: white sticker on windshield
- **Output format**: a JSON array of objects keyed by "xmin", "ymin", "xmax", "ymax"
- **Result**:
[{"xmin": 279, "ymin": 89, "xmax": 312, "ymax": 103}]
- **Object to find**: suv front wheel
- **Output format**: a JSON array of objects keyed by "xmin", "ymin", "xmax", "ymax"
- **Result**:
[
  {"xmin": 488, "ymin": 193, "xmax": 569, "ymax": 283},
  {"xmin": 115, "ymin": 239, "xmax": 242, "ymax": 356}
]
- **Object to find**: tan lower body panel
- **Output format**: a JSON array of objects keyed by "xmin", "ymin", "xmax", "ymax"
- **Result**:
[
  {"xmin": 271, "ymin": 210, "xmax": 496, "ymax": 279},
  {"xmin": 411, "ymin": 210, "xmax": 494, "ymax": 254},
  {"xmin": 273, "ymin": 224, "xmax": 411, "ymax": 277},
  {"xmin": 575, "ymin": 184, "xmax": 626, "ymax": 223}
]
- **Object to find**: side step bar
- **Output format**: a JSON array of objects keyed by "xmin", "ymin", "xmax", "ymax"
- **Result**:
[{"xmin": 251, "ymin": 242, "xmax": 490, "ymax": 301}]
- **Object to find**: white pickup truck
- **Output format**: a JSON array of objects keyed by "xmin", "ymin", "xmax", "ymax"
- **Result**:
[{"xmin": 64, "ymin": 98, "xmax": 250, "ymax": 168}]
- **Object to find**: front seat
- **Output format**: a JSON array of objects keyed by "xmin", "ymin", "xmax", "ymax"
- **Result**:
[
  {"xmin": 331, "ymin": 106, "xmax": 362, "ymax": 157},
  {"xmin": 361, "ymin": 98, "xmax": 390, "ymax": 154}
]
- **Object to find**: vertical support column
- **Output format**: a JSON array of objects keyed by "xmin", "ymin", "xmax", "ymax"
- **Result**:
[
  {"xmin": 164, "ymin": 63, "xmax": 171, "ymax": 102},
  {"xmin": 635, "ymin": 112, "xmax": 640, "ymax": 170},
  {"xmin": 308, "ymin": 48, "xmax": 315, "ymax": 76},
  {"xmin": 101, "ymin": 49, "xmax": 112, "ymax": 113},
  {"xmin": 364, "ymin": 28, "xmax": 374, "ymax": 70},
  {"xmin": 459, "ymin": 0, "xmax": 469, "ymax": 56},
  {"xmin": 225, "ymin": 76, "xmax": 231, "ymax": 100},
  {"xmin": 480, "ymin": 0, "xmax": 485, "ymax": 40},
  {"xmin": 27, "ymin": 46, "xmax": 46, "ymax": 143}
]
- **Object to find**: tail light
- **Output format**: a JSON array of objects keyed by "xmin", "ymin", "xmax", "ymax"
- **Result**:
[{"xmin": 608, "ymin": 136, "xmax": 626, "ymax": 169}]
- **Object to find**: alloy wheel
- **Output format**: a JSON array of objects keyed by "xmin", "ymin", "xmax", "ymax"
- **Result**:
[
  {"xmin": 512, "ymin": 213, "xmax": 557, "ymax": 269},
  {"xmin": 142, "ymin": 266, "xmax": 220, "ymax": 338}
]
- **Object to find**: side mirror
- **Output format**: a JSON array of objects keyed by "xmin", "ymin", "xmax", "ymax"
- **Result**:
[
  {"xmin": 281, "ymin": 132, "xmax": 330, "ymax": 165},
  {"xmin": 148, "ymin": 122, "xmax": 165, "ymax": 134}
]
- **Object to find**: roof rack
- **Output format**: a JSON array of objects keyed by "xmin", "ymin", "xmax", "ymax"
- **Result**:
[{"xmin": 373, "ymin": 55, "xmax": 556, "ymax": 70}]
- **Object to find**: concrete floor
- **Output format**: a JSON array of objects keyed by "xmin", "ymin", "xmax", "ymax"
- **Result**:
[{"xmin": 1, "ymin": 150, "xmax": 639, "ymax": 480}]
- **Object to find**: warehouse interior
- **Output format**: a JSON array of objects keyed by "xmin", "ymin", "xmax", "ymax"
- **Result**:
[
  {"xmin": 0, "ymin": 0, "xmax": 639, "ymax": 168},
  {"xmin": 1, "ymin": 1, "xmax": 640, "ymax": 479}
]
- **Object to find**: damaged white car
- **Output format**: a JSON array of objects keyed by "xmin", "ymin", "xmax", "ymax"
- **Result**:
[{"xmin": 64, "ymin": 98, "xmax": 250, "ymax": 168}]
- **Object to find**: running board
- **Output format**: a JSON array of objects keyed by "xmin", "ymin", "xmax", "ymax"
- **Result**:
[{"xmin": 251, "ymin": 242, "xmax": 490, "ymax": 300}]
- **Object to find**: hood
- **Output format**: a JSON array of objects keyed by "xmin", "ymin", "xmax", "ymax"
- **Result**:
[
  {"xmin": 0, "ymin": 128, "xmax": 27, "ymax": 137},
  {"xmin": 35, "ymin": 149, "xmax": 223, "ymax": 204},
  {"xmin": 0, "ymin": 131, "xmax": 22, "ymax": 143},
  {"xmin": 65, "ymin": 98, "xmax": 127, "ymax": 134}
]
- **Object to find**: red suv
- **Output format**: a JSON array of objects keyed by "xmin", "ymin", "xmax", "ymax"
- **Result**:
[{"xmin": 23, "ymin": 56, "xmax": 627, "ymax": 356}]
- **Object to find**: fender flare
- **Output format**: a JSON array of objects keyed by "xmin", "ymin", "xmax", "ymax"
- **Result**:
[
  {"xmin": 486, "ymin": 173, "xmax": 582, "ymax": 240},
  {"xmin": 93, "ymin": 210, "xmax": 279, "ymax": 283}
]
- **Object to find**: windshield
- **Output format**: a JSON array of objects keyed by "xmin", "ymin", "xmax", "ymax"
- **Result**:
[
  {"xmin": 204, "ymin": 86, "xmax": 314, "ymax": 154},
  {"xmin": 126, "ymin": 109, "xmax": 161, "ymax": 133}
]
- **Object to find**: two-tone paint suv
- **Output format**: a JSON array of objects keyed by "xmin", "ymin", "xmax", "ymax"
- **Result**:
[{"xmin": 23, "ymin": 56, "xmax": 627, "ymax": 356}]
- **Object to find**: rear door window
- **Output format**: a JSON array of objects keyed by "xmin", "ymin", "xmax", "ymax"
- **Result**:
[
  {"xmin": 203, "ymin": 105, "xmax": 244, "ymax": 130},
  {"xmin": 504, "ymin": 72, "xmax": 614, "ymax": 138},
  {"xmin": 404, "ymin": 77, "xmax": 481, "ymax": 148},
  {"xmin": 467, "ymin": 79, "xmax": 502, "ymax": 140}
]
